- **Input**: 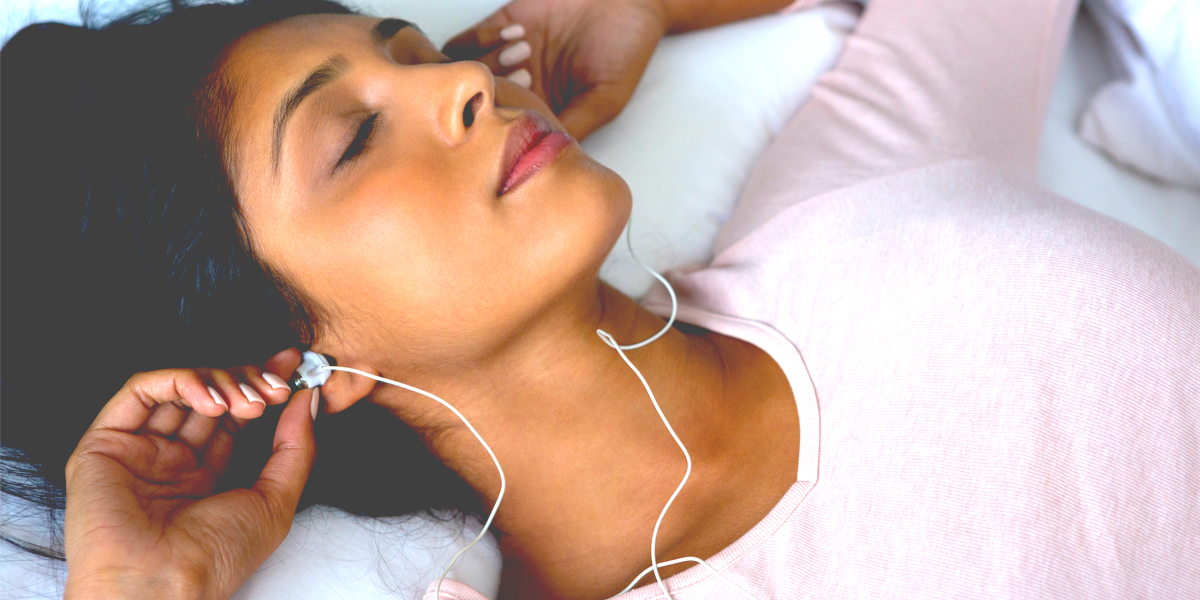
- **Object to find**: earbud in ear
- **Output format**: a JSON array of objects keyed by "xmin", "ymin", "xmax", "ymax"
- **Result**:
[{"xmin": 288, "ymin": 351, "xmax": 337, "ymax": 392}]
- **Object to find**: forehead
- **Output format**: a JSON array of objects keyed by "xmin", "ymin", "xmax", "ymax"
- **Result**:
[
  {"xmin": 222, "ymin": 13, "xmax": 375, "ymax": 133},
  {"xmin": 224, "ymin": 13, "xmax": 381, "ymax": 76},
  {"xmin": 218, "ymin": 14, "xmax": 423, "ymax": 194}
]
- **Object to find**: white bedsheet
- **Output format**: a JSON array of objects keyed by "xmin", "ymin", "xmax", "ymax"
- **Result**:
[{"xmin": 1038, "ymin": 5, "xmax": 1200, "ymax": 266}]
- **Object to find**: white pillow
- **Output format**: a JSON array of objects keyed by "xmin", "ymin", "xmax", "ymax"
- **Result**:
[
  {"xmin": 0, "ymin": 498, "xmax": 503, "ymax": 600},
  {"xmin": 232, "ymin": 507, "xmax": 502, "ymax": 600},
  {"xmin": 1, "ymin": 1, "xmax": 856, "ymax": 598}
]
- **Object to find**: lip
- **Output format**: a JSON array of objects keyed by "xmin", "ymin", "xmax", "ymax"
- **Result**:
[{"xmin": 498, "ymin": 111, "xmax": 574, "ymax": 196}]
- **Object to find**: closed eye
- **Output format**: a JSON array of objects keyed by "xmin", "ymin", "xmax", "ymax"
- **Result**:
[{"xmin": 336, "ymin": 112, "xmax": 379, "ymax": 171}]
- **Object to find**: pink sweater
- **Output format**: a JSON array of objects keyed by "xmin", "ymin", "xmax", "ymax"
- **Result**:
[{"xmin": 427, "ymin": 0, "xmax": 1200, "ymax": 598}]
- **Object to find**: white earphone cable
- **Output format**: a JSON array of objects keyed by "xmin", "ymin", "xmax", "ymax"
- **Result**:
[
  {"xmin": 600, "ymin": 329, "xmax": 754, "ymax": 599},
  {"xmin": 600, "ymin": 220, "xmax": 755, "ymax": 599},
  {"xmin": 614, "ymin": 220, "xmax": 677, "ymax": 351},
  {"xmin": 618, "ymin": 557, "xmax": 757, "ymax": 599},
  {"xmin": 315, "ymin": 219, "xmax": 749, "ymax": 600},
  {"xmin": 597, "ymin": 329, "xmax": 694, "ymax": 598},
  {"xmin": 318, "ymin": 364, "xmax": 505, "ymax": 600}
]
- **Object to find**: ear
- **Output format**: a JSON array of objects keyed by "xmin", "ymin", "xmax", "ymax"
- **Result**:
[{"xmin": 316, "ymin": 358, "xmax": 379, "ymax": 415}]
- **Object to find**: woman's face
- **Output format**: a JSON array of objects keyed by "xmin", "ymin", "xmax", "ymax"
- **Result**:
[{"xmin": 221, "ymin": 15, "xmax": 630, "ymax": 370}]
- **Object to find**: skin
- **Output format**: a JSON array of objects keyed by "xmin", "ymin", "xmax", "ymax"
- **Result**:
[
  {"xmin": 62, "ymin": 0, "xmax": 802, "ymax": 597},
  {"xmin": 218, "ymin": 14, "xmax": 798, "ymax": 600},
  {"xmin": 64, "ymin": 351, "xmax": 312, "ymax": 600}
]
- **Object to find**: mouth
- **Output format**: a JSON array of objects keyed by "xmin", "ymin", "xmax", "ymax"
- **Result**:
[{"xmin": 498, "ymin": 111, "xmax": 574, "ymax": 196}]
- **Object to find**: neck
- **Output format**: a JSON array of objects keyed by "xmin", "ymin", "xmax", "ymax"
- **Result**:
[{"xmin": 372, "ymin": 280, "xmax": 797, "ymax": 599}]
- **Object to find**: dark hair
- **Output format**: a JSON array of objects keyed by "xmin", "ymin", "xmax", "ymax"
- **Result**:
[{"xmin": 1, "ymin": 0, "xmax": 481, "ymax": 560}]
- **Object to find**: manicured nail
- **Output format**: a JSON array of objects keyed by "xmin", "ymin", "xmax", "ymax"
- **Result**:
[
  {"xmin": 310, "ymin": 388, "xmax": 320, "ymax": 421},
  {"xmin": 499, "ymin": 23, "xmax": 525, "ymax": 41},
  {"xmin": 262, "ymin": 372, "xmax": 288, "ymax": 391},
  {"xmin": 499, "ymin": 40, "xmax": 531, "ymax": 67},
  {"xmin": 239, "ymin": 383, "xmax": 266, "ymax": 406},
  {"xmin": 506, "ymin": 68, "xmax": 532, "ymax": 88},
  {"xmin": 207, "ymin": 386, "xmax": 228, "ymax": 409}
]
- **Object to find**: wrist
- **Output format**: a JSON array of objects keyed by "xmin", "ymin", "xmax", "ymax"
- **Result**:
[
  {"xmin": 630, "ymin": 0, "xmax": 672, "ymax": 37},
  {"xmin": 655, "ymin": 0, "xmax": 795, "ymax": 34},
  {"xmin": 66, "ymin": 565, "xmax": 208, "ymax": 600}
]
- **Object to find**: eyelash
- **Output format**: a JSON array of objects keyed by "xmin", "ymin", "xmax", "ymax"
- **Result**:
[{"xmin": 335, "ymin": 112, "xmax": 379, "ymax": 170}]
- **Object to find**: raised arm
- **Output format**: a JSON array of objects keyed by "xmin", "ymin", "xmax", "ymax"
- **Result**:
[
  {"xmin": 658, "ymin": 0, "xmax": 796, "ymax": 33},
  {"xmin": 443, "ymin": 0, "xmax": 802, "ymax": 139}
]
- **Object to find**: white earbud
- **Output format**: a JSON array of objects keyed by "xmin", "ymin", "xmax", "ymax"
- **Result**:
[{"xmin": 288, "ymin": 351, "xmax": 333, "ymax": 391}]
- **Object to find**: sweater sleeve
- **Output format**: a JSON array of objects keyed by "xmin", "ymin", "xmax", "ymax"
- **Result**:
[{"xmin": 718, "ymin": 0, "xmax": 1080, "ymax": 254}]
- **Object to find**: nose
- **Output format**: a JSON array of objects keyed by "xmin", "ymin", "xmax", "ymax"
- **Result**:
[{"xmin": 436, "ymin": 61, "xmax": 495, "ymax": 145}]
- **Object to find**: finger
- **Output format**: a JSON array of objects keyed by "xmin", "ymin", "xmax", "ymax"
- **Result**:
[
  {"xmin": 205, "ymin": 368, "xmax": 265, "ymax": 420},
  {"xmin": 558, "ymin": 84, "xmax": 631, "ymax": 141},
  {"xmin": 263, "ymin": 348, "xmax": 303, "ymax": 398},
  {"xmin": 504, "ymin": 67, "xmax": 534, "ymax": 89},
  {"xmin": 175, "ymin": 405, "xmax": 222, "ymax": 454},
  {"xmin": 230, "ymin": 364, "xmax": 287, "ymax": 407},
  {"xmin": 443, "ymin": 10, "xmax": 523, "ymax": 60},
  {"xmin": 240, "ymin": 365, "xmax": 290, "ymax": 406},
  {"xmin": 469, "ymin": 40, "xmax": 535, "ymax": 81},
  {"xmin": 90, "ymin": 369, "xmax": 228, "ymax": 433},
  {"xmin": 251, "ymin": 389, "xmax": 317, "ymax": 533},
  {"xmin": 139, "ymin": 401, "xmax": 191, "ymax": 438},
  {"xmin": 199, "ymin": 415, "xmax": 249, "ymax": 476},
  {"xmin": 201, "ymin": 425, "xmax": 238, "ymax": 478}
]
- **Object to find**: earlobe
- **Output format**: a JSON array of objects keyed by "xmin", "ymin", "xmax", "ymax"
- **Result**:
[{"xmin": 318, "ymin": 360, "xmax": 379, "ymax": 414}]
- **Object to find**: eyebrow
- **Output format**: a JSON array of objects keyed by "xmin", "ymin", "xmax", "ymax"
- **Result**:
[
  {"xmin": 270, "ymin": 19, "xmax": 415, "ymax": 172},
  {"xmin": 272, "ymin": 55, "xmax": 349, "ymax": 172}
]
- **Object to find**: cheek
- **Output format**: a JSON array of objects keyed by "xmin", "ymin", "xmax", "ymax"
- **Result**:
[
  {"xmin": 320, "ymin": 164, "xmax": 485, "ymax": 289},
  {"xmin": 272, "ymin": 143, "xmax": 629, "ymax": 361},
  {"xmin": 294, "ymin": 163, "xmax": 529, "ymax": 346}
]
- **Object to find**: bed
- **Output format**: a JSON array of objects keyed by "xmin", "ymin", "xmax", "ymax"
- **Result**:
[{"xmin": 2, "ymin": 1, "xmax": 1197, "ymax": 598}]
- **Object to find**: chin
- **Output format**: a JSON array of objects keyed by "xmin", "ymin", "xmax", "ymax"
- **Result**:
[
  {"xmin": 567, "ymin": 153, "xmax": 632, "ymax": 273},
  {"xmin": 506, "ymin": 148, "xmax": 631, "ymax": 303},
  {"xmin": 600, "ymin": 171, "xmax": 633, "ymax": 256}
]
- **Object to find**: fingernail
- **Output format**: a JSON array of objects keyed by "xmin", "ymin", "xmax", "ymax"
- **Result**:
[
  {"xmin": 262, "ymin": 372, "xmax": 288, "ymax": 391},
  {"xmin": 506, "ymin": 68, "xmax": 532, "ymax": 88},
  {"xmin": 499, "ymin": 23, "xmax": 525, "ymax": 41},
  {"xmin": 207, "ymin": 386, "xmax": 228, "ymax": 409},
  {"xmin": 239, "ymin": 383, "xmax": 266, "ymax": 406},
  {"xmin": 499, "ymin": 40, "xmax": 531, "ymax": 67},
  {"xmin": 310, "ymin": 388, "xmax": 320, "ymax": 421}
]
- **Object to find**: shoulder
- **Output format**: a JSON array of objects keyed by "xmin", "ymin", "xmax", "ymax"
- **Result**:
[
  {"xmin": 671, "ymin": 158, "xmax": 1199, "ymax": 410},
  {"xmin": 709, "ymin": 159, "xmax": 1199, "ymax": 321}
]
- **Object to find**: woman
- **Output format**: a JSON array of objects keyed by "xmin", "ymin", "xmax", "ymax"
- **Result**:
[{"xmin": 2, "ymin": 0, "xmax": 1197, "ymax": 598}]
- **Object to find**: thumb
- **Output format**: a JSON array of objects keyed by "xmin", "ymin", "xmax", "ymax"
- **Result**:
[
  {"xmin": 557, "ymin": 84, "xmax": 631, "ymax": 141},
  {"xmin": 251, "ymin": 388, "xmax": 317, "ymax": 532}
]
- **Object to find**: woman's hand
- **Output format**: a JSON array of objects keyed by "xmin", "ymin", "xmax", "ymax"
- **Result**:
[
  {"xmin": 63, "ymin": 349, "xmax": 314, "ymax": 600},
  {"xmin": 443, "ymin": 0, "xmax": 668, "ymax": 140}
]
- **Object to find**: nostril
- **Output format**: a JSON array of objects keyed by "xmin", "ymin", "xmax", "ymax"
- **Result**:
[{"xmin": 463, "ymin": 92, "xmax": 483, "ymax": 128}]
